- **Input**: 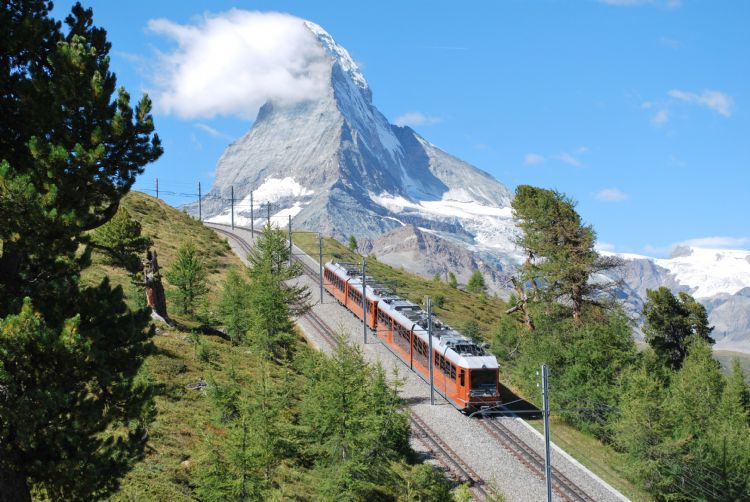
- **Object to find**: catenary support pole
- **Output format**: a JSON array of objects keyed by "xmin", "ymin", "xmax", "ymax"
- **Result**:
[
  {"xmin": 250, "ymin": 191, "xmax": 254, "ymax": 234},
  {"xmin": 428, "ymin": 296, "xmax": 435, "ymax": 405},
  {"xmin": 288, "ymin": 215, "xmax": 292, "ymax": 266},
  {"xmin": 198, "ymin": 182, "xmax": 202, "ymax": 222},
  {"xmin": 230, "ymin": 186, "xmax": 234, "ymax": 230},
  {"xmin": 319, "ymin": 236, "xmax": 324, "ymax": 304},
  {"xmin": 155, "ymin": 178, "xmax": 159, "ymax": 199},
  {"xmin": 362, "ymin": 257, "xmax": 367, "ymax": 344},
  {"xmin": 542, "ymin": 364, "xmax": 552, "ymax": 502},
  {"xmin": 266, "ymin": 202, "xmax": 270, "ymax": 227}
]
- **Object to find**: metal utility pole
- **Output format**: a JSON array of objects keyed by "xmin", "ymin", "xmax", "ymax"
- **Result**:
[
  {"xmin": 361, "ymin": 257, "xmax": 367, "ymax": 344},
  {"xmin": 155, "ymin": 178, "xmax": 159, "ymax": 199},
  {"xmin": 428, "ymin": 296, "xmax": 435, "ymax": 405},
  {"xmin": 198, "ymin": 182, "xmax": 202, "ymax": 221},
  {"xmin": 250, "ymin": 191, "xmax": 254, "ymax": 234},
  {"xmin": 542, "ymin": 364, "xmax": 552, "ymax": 502},
  {"xmin": 319, "ymin": 236, "xmax": 324, "ymax": 304},
  {"xmin": 266, "ymin": 202, "xmax": 271, "ymax": 227},
  {"xmin": 230, "ymin": 186, "xmax": 234, "ymax": 230},
  {"xmin": 288, "ymin": 215, "xmax": 292, "ymax": 266}
]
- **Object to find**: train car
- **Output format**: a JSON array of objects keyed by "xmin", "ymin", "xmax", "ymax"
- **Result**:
[
  {"xmin": 323, "ymin": 262, "xmax": 377, "ymax": 328},
  {"xmin": 323, "ymin": 261, "xmax": 500, "ymax": 412}
]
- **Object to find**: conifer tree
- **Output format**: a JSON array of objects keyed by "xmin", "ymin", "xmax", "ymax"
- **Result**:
[
  {"xmin": 166, "ymin": 242, "xmax": 209, "ymax": 316},
  {"xmin": 90, "ymin": 206, "xmax": 152, "ymax": 275},
  {"xmin": 348, "ymin": 234, "xmax": 358, "ymax": 253},
  {"xmin": 466, "ymin": 270, "xmax": 486, "ymax": 294},
  {"xmin": 0, "ymin": 2, "xmax": 161, "ymax": 498},
  {"xmin": 245, "ymin": 224, "xmax": 309, "ymax": 358},
  {"xmin": 511, "ymin": 185, "xmax": 620, "ymax": 320},
  {"xmin": 642, "ymin": 287, "xmax": 714, "ymax": 370},
  {"xmin": 217, "ymin": 268, "xmax": 251, "ymax": 344},
  {"xmin": 447, "ymin": 271, "xmax": 458, "ymax": 289}
]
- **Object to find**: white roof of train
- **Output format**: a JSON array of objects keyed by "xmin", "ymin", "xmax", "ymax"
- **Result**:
[{"xmin": 325, "ymin": 262, "xmax": 499, "ymax": 371}]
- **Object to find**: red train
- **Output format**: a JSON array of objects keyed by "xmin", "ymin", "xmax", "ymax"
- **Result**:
[{"xmin": 323, "ymin": 261, "xmax": 501, "ymax": 412}]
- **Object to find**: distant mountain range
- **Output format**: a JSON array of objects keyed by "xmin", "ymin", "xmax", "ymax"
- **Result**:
[{"xmin": 190, "ymin": 20, "xmax": 750, "ymax": 353}]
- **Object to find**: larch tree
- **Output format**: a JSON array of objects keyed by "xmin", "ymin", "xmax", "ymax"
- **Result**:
[
  {"xmin": 0, "ymin": 2, "xmax": 162, "ymax": 499},
  {"xmin": 511, "ymin": 185, "xmax": 620, "ymax": 321},
  {"xmin": 166, "ymin": 242, "xmax": 209, "ymax": 316},
  {"xmin": 466, "ymin": 270, "xmax": 486, "ymax": 294}
]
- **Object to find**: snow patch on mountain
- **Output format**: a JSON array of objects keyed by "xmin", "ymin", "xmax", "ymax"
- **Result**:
[
  {"xmin": 369, "ymin": 191, "xmax": 519, "ymax": 255},
  {"xmin": 608, "ymin": 247, "xmax": 750, "ymax": 298},
  {"xmin": 244, "ymin": 177, "xmax": 314, "ymax": 205}
]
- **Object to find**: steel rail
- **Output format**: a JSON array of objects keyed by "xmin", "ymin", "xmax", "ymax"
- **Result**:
[{"xmin": 479, "ymin": 418, "xmax": 595, "ymax": 502}]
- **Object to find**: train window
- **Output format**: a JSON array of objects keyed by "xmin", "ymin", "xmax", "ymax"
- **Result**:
[
  {"xmin": 471, "ymin": 369, "xmax": 496, "ymax": 389},
  {"xmin": 459, "ymin": 370, "xmax": 465, "ymax": 387},
  {"xmin": 450, "ymin": 365, "xmax": 456, "ymax": 380}
]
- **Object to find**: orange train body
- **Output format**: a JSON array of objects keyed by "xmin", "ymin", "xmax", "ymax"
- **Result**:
[{"xmin": 323, "ymin": 262, "xmax": 500, "ymax": 412}]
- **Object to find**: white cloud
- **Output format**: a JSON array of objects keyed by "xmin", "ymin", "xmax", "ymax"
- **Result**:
[
  {"xmin": 147, "ymin": 10, "xmax": 330, "ymax": 120},
  {"xmin": 595, "ymin": 188, "xmax": 628, "ymax": 202},
  {"xmin": 668, "ymin": 89, "xmax": 734, "ymax": 117},
  {"xmin": 394, "ymin": 112, "xmax": 442, "ymax": 127},
  {"xmin": 195, "ymin": 123, "xmax": 233, "ymax": 140},
  {"xmin": 651, "ymin": 108, "xmax": 669, "ymax": 126},
  {"xmin": 524, "ymin": 153, "xmax": 545, "ymax": 165},
  {"xmin": 553, "ymin": 152, "xmax": 582, "ymax": 167},
  {"xmin": 525, "ymin": 148, "xmax": 587, "ymax": 167}
]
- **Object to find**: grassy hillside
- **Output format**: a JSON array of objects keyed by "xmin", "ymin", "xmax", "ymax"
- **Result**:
[
  {"xmin": 81, "ymin": 192, "xmax": 250, "ymax": 499},
  {"xmin": 81, "ymin": 193, "xmax": 450, "ymax": 501}
]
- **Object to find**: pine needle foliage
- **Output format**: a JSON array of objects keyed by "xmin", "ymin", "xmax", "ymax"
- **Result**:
[
  {"xmin": 0, "ymin": 2, "xmax": 161, "ymax": 498},
  {"xmin": 166, "ymin": 242, "xmax": 209, "ymax": 316}
]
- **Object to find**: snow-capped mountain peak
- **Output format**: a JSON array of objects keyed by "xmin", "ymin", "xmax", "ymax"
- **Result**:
[{"xmin": 303, "ymin": 21, "xmax": 370, "ymax": 100}]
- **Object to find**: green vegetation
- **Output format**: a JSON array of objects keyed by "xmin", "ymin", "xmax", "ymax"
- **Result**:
[
  {"xmin": 643, "ymin": 286, "xmax": 714, "ymax": 370},
  {"xmin": 447, "ymin": 271, "xmax": 458, "ymax": 289},
  {"xmin": 348, "ymin": 234, "xmax": 358, "ymax": 252},
  {"xmin": 0, "ymin": 2, "xmax": 162, "ymax": 498},
  {"xmin": 166, "ymin": 242, "xmax": 210, "ymax": 316},
  {"xmin": 466, "ymin": 270, "xmax": 486, "ymax": 294}
]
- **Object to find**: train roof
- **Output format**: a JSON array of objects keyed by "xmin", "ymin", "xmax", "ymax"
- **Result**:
[{"xmin": 325, "ymin": 261, "xmax": 498, "ymax": 370}]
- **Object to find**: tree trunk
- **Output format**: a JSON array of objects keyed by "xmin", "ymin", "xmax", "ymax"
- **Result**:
[
  {"xmin": 143, "ymin": 249, "xmax": 169, "ymax": 321},
  {"xmin": 0, "ymin": 456, "xmax": 31, "ymax": 502}
]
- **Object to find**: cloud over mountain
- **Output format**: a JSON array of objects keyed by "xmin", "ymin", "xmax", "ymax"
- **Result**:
[{"xmin": 148, "ymin": 10, "xmax": 330, "ymax": 120}]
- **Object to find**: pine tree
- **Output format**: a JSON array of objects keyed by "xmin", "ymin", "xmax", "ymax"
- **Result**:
[
  {"xmin": 90, "ymin": 206, "xmax": 152, "ymax": 276},
  {"xmin": 447, "ymin": 271, "xmax": 458, "ymax": 289},
  {"xmin": 217, "ymin": 268, "xmax": 251, "ymax": 344},
  {"xmin": 166, "ymin": 242, "xmax": 209, "ymax": 316},
  {"xmin": 466, "ymin": 270, "xmax": 486, "ymax": 294},
  {"xmin": 245, "ymin": 224, "xmax": 309, "ymax": 358},
  {"xmin": 348, "ymin": 235, "xmax": 358, "ymax": 253},
  {"xmin": 511, "ymin": 185, "xmax": 620, "ymax": 320},
  {"xmin": 643, "ymin": 287, "xmax": 714, "ymax": 370},
  {"xmin": 0, "ymin": 2, "xmax": 161, "ymax": 498}
]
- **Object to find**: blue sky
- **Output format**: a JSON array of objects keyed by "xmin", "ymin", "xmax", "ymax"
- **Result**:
[{"xmin": 53, "ymin": 0, "xmax": 749, "ymax": 256}]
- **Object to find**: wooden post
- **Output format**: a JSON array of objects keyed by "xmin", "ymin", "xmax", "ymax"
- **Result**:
[
  {"xmin": 362, "ymin": 257, "xmax": 367, "ymax": 344},
  {"xmin": 288, "ymin": 215, "xmax": 292, "ymax": 266},
  {"xmin": 250, "ymin": 191, "xmax": 254, "ymax": 234},
  {"xmin": 198, "ymin": 182, "xmax": 202, "ymax": 221},
  {"xmin": 230, "ymin": 186, "xmax": 234, "ymax": 230},
  {"xmin": 428, "ymin": 296, "xmax": 435, "ymax": 405},
  {"xmin": 155, "ymin": 178, "xmax": 159, "ymax": 199},
  {"xmin": 319, "ymin": 236, "xmax": 324, "ymax": 304}
]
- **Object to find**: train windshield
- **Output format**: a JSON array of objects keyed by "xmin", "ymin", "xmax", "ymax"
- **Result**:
[{"xmin": 471, "ymin": 369, "xmax": 496, "ymax": 389}]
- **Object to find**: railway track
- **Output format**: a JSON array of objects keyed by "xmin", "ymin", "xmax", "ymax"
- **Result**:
[
  {"xmin": 209, "ymin": 222, "xmax": 599, "ymax": 502},
  {"xmin": 478, "ymin": 418, "xmax": 596, "ymax": 502}
]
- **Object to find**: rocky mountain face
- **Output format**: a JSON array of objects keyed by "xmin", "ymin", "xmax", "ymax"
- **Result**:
[
  {"xmin": 193, "ymin": 20, "xmax": 750, "ymax": 352},
  {"xmin": 608, "ymin": 248, "xmax": 750, "ymax": 352},
  {"xmin": 196, "ymin": 20, "xmax": 519, "ymax": 291}
]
